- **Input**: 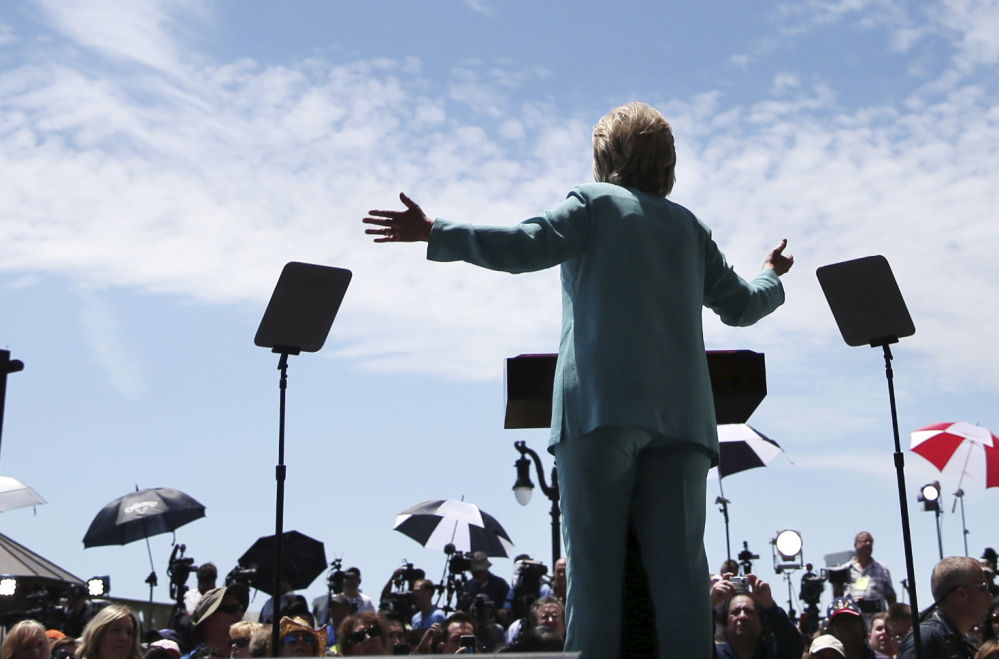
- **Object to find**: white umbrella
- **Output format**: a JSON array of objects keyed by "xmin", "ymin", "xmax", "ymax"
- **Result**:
[
  {"xmin": 0, "ymin": 476, "xmax": 46, "ymax": 512},
  {"xmin": 394, "ymin": 499, "xmax": 515, "ymax": 557}
]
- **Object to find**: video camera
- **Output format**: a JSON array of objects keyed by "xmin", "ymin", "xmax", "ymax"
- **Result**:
[
  {"xmin": 167, "ymin": 544, "xmax": 196, "ymax": 604},
  {"xmin": 509, "ymin": 558, "xmax": 548, "ymax": 621},
  {"xmin": 446, "ymin": 548, "xmax": 474, "ymax": 575},
  {"xmin": 738, "ymin": 541, "xmax": 759, "ymax": 575},
  {"xmin": 380, "ymin": 561, "xmax": 426, "ymax": 620},
  {"xmin": 226, "ymin": 566, "xmax": 258, "ymax": 588},
  {"xmin": 326, "ymin": 558, "xmax": 345, "ymax": 594},
  {"xmin": 799, "ymin": 565, "xmax": 826, "ymax": 605}
]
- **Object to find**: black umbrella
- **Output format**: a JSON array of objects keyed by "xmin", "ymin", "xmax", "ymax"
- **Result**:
[
  {"xmin": 83, "ymin": 486, "xmax": 206, "ymax": 602},
  {"xmin": 237, "ymin": 530, "xmax": 327, "ymax": 594},
  {"xmin": 83, "ymin": 488, "xmax": 206, "ymax": 548}
]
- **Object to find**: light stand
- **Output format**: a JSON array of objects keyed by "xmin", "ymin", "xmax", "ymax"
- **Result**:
[
  {"xmin": 0, "ymin": 350, "xmax": 24, "ymax": 471},
  {"xmin": 772, "ymin": 530, "xmax": 804, "ymax": 621},
  {"xmin": 255, "ymin": 262, "xmax": 351, "ymax": 654},
  {"xmin": 818, "ymin": 255, "xmax": 922, "ymax": 659},
  {"xmin": 952, "ymin": 489, "xmax": 969, "ymax": 556},
  {"xmin": 716, "ymin": 494, "xmax": 732, "ymax": 563},
  {"xmin": 919, "ymin": 482, "xmax": 944, "ymax": 560},
  {"xmin": 512, "ymin": 440, "xmax": 561, "ymax": 566}
]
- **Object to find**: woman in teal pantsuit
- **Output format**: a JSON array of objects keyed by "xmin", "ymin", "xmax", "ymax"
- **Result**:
[{"xmin": 363, "ymin": 102, "xmax": 794, "ymax": 658}]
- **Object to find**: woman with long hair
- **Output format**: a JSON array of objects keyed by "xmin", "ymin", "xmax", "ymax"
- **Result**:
[
  {"xmin": 0, "ymin": 620, "xmax": 50, "ymax": 659},
  {"xmin": 75, "ymin": 605, "xmax": 142, "ymax": 659}
]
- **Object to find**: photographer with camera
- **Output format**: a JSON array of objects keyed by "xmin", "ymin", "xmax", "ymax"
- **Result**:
[
  {"xmin": 712, "ymin": 573, "xmax": 805, "ymax": 659},
  {"xmin": 501, "ymin": 555, "xmax": 551, "ymax": 625},
  {"xmin": 184, "ymin": 564, "xmax": 217, "ymax": 617},
  {"xmin": 341, "ymin": 568, "xmax": 376, "ymax": 614},
  {"xmin": 461, "ymin": 553, "xmax": 509, "ymax": 618},
  {"xmin": 415, "ymin": 611, "xmax": 478, "ymax": 654}
]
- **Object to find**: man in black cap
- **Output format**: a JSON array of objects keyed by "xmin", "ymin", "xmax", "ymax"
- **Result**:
[
  {"xmin": 183, "ymin": 583, "xmax": 249, "ymax": 659},
  {"xmin": 341, "ymin": 567, "xmax": 376, "ymax": 613}
]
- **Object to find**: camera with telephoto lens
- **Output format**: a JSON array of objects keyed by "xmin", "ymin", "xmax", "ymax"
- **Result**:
[{"xmin": 226, "ymin": 566, "xmax": 258, "ymax": 588}]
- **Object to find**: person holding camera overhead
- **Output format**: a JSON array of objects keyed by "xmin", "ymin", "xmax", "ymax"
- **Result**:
[{"xmin": 712, "ymin": 573, "xmax": 805, "ymax": 659}]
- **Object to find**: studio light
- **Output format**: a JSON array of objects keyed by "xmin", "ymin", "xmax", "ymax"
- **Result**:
[
  {"xmin": 513, "ymin": 456, "xmax": 534, "ymax": 506},
  {"xmin": 918, "ymin": 481, "xmax": 941, "ymax": 512},
  {"xmin": 775, "ymin": 530, "xmax": 803, "ymax": 559},
  {"xmin": 0, "ymin": 577, "xmax": 17, "ymax": 597},
  {"xmin": 918, "ymin": 481, "xmax": 945, "ymax": 559},
  {"xmin": 772, "ymin": 530, "xmax": 804, "ymax": 572},
  {"xmin": 87, "ymin": 576, "xmax": 110, "ymax": 598}
]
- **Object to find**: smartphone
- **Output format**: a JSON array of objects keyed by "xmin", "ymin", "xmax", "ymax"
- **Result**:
[{"xmin": 459, "ymin": 635, "xmax": 476, "ymax": 653}]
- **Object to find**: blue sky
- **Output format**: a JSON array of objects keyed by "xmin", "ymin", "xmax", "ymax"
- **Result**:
[{"xmin": 0, "ymin": 0, "xmax": 997, "ymax": 620}]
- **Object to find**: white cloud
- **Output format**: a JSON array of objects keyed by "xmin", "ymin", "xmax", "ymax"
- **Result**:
[
  {"xmin": 0, "ymin": 0, "xmax": 997, "ymax": 397},
  {"xmin": 78, "ymin": 289, "xmax": 145, "ymax": 400},
  {"xmin": 463, "ymin": 0, "xmax": 493, "ymax": 16},
  {"xmin": 0, "ymin": 21, "xmax": 15, "ymax": 46},
  {"xmin": 34, "ymin": 0, "xmax": 208, "ymax": 79},
  {"xmin": 936, "ymin": 0, "xmax": 999, "ymax": 69}
]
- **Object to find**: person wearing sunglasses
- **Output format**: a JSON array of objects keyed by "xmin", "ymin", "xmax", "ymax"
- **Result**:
[
  {"xmin": 185, "ymin": 585, "xmax": 249, "ymax": 659},
  {"xmin": 338, "ymin": 612, "xmax": 383, "ymax": 656},
  {"xmin": 266, "ymin": 617, "xmax": 325, "ymax": 659},
  {"xmin": 226, "ymin": 622, "xmax": 260, "ymax": 659},
  {"xmin": 899, "ymin": 557, "xmax": 992, "ymax": 659}
]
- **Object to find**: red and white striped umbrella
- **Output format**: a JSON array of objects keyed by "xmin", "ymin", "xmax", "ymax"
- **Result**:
[{"xmin": 910, "ymin": 421, "xmax": 999, "ymax": 488}]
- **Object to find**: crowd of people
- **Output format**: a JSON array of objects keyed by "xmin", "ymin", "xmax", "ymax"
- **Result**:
[{"xmin": 2, "ymin": 533, "xmax": 997, "ymax": 657}]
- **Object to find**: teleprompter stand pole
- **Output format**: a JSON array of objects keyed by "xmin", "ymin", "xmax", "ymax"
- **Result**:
[
  {"xmin": 880, "ymin": 341, "xmax": 923, "ymax": 655},
  {"xmin": 255, "ymin": 262, "xmax": 351, "ymax": 655},
  {"xmin": 819, "ymin": 255, "xmax": 921, "ymax": 659},
  {"xmin": 272, "ymin": 347, "xmax": 297, "ymax": 650}
]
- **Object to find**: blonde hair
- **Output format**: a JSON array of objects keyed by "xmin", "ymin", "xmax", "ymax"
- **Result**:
[
  {"xmin": 593, "ymin": 102, "xmax": 676, "ymax": 196},
  {"xmin": 977, "ymin": 639, "xmax": 999, "ymax": 659},
  {"xmin": 75, "ymin": 605, "xmax": 143, "ymax": 659},
  {"xmin": 229, "ymin": 621, "xmax": 261, "ymax": 639},
  {"xmin": 1, "ymin": 620, "xmax": 48, "ymax": 659}
]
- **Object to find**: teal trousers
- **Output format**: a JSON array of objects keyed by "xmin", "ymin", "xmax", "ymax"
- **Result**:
[{"xmin": 554, "ymin": 426, "xmax": 712, "ymax": 659}]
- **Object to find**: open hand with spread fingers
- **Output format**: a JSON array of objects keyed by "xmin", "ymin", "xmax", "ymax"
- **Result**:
[{"xmin": 363, "ymin": 192, "xmax": 434, "ymax": 243}]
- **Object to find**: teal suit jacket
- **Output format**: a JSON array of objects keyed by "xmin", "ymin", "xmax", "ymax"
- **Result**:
[{"xmin": 427, "ymin": 182, "xmax": 784, "ymax": 463}]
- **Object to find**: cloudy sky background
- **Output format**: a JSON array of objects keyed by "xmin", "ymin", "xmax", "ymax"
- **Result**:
[{"xmin": 0, "ymin": 0, "xmax": 997, "ymax": 618}]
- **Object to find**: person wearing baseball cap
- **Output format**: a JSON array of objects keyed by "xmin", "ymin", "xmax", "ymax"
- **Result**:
[
  {"xmin": 183, "ymin": 584, "xmax": 248, "ymax": 659},
  {"xmin": 827, "ymin": 598, "xmax": 877, "ymax": 659},
  {"xmin": 341, "ymin": 568, "xmax": 376, "ymax": 613},
  {"xmin": 810, "ymin": 635, "xmax": 846, "ymax": 659}
]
